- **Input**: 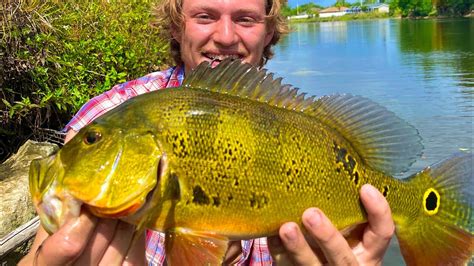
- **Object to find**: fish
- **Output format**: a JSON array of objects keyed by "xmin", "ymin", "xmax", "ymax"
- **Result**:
[{"xmin": 29, "ymin": 59, "xmax": 473, "ymax": 265}]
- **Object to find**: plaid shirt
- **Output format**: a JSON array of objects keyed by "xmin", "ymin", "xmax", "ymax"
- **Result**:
[{"xmin": 65, "ymin": 66, "xmax": 273, "ymax": 265}]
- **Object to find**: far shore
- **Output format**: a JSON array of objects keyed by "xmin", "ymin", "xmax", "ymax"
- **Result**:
[{"xmin": 288, "ymin": 11, "xmax": 473, "ymax": 23}]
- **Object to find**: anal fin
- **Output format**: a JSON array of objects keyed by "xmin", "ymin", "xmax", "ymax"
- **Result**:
[{"xmin": 165, "ymin": 227, "xmax": 229, "ymax": 266}]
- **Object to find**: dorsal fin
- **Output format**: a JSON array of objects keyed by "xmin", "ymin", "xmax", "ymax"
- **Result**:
[
  {"xmin": 310, "ymin": 94, "xmax": 423, "ymax": 174},
  {"xmin": 183, "ymin": 59, "xmax": 317, "ymax": 111},
  {"xmin": 183, "ymin": 59, "xmax": 423, "ymax": 174}
]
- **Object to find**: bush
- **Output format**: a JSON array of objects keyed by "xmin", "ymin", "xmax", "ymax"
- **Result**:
[{"xmin": 0, "ymin": 0, "xmax": 170, "ymax": 161}]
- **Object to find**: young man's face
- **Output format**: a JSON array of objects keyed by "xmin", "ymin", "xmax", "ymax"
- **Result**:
[{"xmin": 174, "ymin": 0, "xmax": 275, "ymax": 74}]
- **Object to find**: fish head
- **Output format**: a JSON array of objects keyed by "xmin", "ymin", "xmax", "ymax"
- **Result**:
[{"xmin": 29, "ymin": 122, "xmax": 163, "ymax": 234}]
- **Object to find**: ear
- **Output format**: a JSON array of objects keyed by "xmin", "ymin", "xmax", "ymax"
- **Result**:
[
  {"xmin": 171, "ymin": 26, "xmax": 182, "ymax": 44},
  {"xmin": 264, "ymin": 28, "xmax": 275, "ymax": 47}
]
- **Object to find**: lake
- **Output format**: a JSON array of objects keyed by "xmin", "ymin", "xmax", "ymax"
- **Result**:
[{"xmin": 266, "ymin": 18, "xmax": 473, "ymax": 265}]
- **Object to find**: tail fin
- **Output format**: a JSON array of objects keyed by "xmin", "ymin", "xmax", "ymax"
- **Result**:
[{"xmin": 396, "ymin": 153, "xmax": 473, "ymax": 266}]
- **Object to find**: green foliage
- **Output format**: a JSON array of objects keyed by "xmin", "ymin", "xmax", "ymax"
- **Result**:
[
  {"xmin": 298, "ymin": 2, "xmax": 324, "ymax": 14},
  {"xmin": 389, "ymin": 0, "xmax": 402, "ymax": 16},
  {"xmin": 1, "ymin": 0, "xmax": 169, "ymax": 120},
  {"xmin": 393, "ymin": 0, "xmax": 471, "ymax": 16},
  {"xmin": 437, "ymin": 0, "xmax": 472, "ymax": 15},
  {"xmin": 283, "ymin": 2, "xmax": 323, "ymax": 17},
  {"xmin": 411, "ymin": 0, "xmax": 435, "ymax": 16},
  {"xmin": 281, "ymin": 5, "xmax": 297, "ymax": 17},
  {"xmin": 335, "ymin": 0, "xmax": 348, "ymax": 7},
  {"xmin": 283, "ymin": 0, "xmax": 470, "ymax": 17},
  {"xmin": 0, "ymin": 0, "xmax": 169, "ymax": 160}
]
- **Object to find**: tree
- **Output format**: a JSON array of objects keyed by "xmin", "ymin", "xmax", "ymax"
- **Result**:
[
  {"xmin": 335, "ymin": 0, "xmax": 347, "ymax": 7},
  {"xmin": 299, "ymin": 2, "xmax": 324, "ymax": 14}
]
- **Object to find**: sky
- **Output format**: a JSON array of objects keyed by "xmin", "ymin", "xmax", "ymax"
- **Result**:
[{"xmin": 287, "ymin": 0, "xmax": 353, "ymax": 8}]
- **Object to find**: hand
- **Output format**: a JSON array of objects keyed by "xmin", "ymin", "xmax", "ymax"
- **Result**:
[
  {"xmin": 19, "ymin": 209, "xmax": 146, "ymax": 266},
  {"xmin": 269, "ymin": 184, "xmax": 394, "ymax": 265}
]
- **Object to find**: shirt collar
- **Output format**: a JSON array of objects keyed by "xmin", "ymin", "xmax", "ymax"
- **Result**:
[{"xmin": 166, "ymin": 65, "xmax": 185, "ymax": 88}]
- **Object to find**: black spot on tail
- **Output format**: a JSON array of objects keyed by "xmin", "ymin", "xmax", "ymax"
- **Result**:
[{"xmin": 426, "ymin": 191, "xmax": 438, "ymax": 211}]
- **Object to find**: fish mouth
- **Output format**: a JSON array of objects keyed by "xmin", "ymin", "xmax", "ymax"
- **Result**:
[
  {"xmin": 29, "ymin": 153, "xmax": 82, "ymax": 234},
  {"xmin": 37, "ymin": 183, "xmax": 82, "ymax": 234},
  {"xmin": 29, "ymin": 132, "xmax": 165, "ymax": 232},
  {"xmin": 29, "ymin": 151, "xmax": 155, "ymax": 233},
  {"xmin": 86, "ymin": 195, "xmax": 148, "ymax": 219},
  {"xmin": 85, "ymin": 154, "xmax": 168, "ymax": 223}
]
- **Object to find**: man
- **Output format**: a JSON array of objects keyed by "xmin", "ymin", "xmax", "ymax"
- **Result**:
[{"xmin": 20, "ymin": 0, "xmax": 394, "ymax": 265}]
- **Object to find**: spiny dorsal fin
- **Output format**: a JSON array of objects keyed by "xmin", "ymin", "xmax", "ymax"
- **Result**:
[
  {"xmin": 183, "ymin": 59, "xmax": 317, "ymax": 111},
  {"xmin": 183, "ymin": 59, "xmax": 423, "ymax": 174}
]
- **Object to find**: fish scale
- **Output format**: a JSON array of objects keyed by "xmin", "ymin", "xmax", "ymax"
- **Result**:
[{"xmin": 147, "ymin": 88, "xmax": 401, "ymax": 236}]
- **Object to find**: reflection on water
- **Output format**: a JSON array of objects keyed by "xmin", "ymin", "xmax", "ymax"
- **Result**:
[
  {"xmin": 268, "ymin": 18, "xmax": 473, "ymax": 169},
  {"xmin": 398, "ymin": 19, "xmax": 474, "ymax": 88},
  {"xmin": 266, "ymin": 18, "xmax": 473, "ymax": 265}
]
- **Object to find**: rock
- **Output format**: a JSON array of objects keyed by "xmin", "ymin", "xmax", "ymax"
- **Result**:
[{"xmin": 0, "ymin": 140, "xmax": 59, "ymax": 263}]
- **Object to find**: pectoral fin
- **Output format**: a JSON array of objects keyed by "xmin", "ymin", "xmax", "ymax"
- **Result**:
[{"xmin": 165, "ymin": 227, "xmax": 229, "ymax": 265}]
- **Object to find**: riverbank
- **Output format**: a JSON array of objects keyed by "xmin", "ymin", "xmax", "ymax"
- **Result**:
[
  {"xmin": 288, "ymin": 12, "xmax": 390, "ymax": 23},
  {"xmin": 288, "ymin": 11, "xmax": 473, "ymax": 23}
]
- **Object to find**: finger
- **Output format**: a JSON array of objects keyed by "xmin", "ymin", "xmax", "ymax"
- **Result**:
[
  {"xmin": 302, "ymin": 208, "xmax": 358, "ymax": 266},
  {"xmin": 358, "ymin": 184, "xmax": 394, "ymax": 260},
  {"xmin": 36, "ymin": 210, "xmax": 98, "ymax": 266},
  {"xmin": 99, "ymin": 221, "xmax": 137, "ymax": 265},
  {"xmin": 74, "ymin": 218, "xmax": 118, "ymax": 265},
  {"xmin": 267, "ymin": 235, "xmax": 285, "ymax": 255},
  {"xmin": 123, "ymin": 229, "xmax": 147, "ymax": 266},
  {"xmin": 223, "ymin": 241, "xmax": 243, "ymax": 264},
  {"xmin": 278, "ymin": 222, "xmax": 323, "ymax": 266},
  {"xmin": 18, "ymin": 225, "xmax": 50, "ymax": 265},
  {"xmin": 268, "ymin": 236, "xmax": 299, "ymax": 266}
]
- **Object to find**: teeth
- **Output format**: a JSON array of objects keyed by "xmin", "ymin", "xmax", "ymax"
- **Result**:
[{"xmin": 206, "ymin": 54, "xmax": 241, "ymax": 61}]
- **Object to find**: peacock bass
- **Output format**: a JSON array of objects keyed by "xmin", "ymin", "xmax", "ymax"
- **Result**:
[{"xmin": 30, "ymin": 59, "xmax": 473, "ymax": 265}]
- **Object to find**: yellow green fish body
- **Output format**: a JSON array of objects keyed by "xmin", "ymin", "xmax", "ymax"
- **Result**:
[{"xmin": 30, "ymin": 59, "xmax": 473, "ymax": 265}]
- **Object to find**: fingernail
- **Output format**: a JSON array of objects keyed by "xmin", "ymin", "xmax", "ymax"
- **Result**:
[
  {"xmin": 362, "ymin": 184, "xmax": 379, "ymax": 200},
  {"xmin": 284, "ymin": 224, "xmax": 298, "ymax": 241},
  {"xmin": 304, "ymin": 208, "xmax": 322, "ymax": 228}
]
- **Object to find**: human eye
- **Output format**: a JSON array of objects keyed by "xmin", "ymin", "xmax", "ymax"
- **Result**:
[
  {"xmin": 194, "ymin": 13, "xmax": 214, "ymax": 24},
  {"xmin": 236, "ymin": 15, "xmax": 261, "ymax": 27}
]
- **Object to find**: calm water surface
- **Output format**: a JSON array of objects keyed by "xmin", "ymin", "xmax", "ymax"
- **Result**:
[{"xmin": 266, "ymin": 18, "xmax": 473, "ymax": 265}]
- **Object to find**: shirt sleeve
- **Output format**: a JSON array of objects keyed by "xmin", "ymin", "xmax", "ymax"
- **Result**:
[{"xmin": 64, "ymin": 66, "xmax": 182, "ymax": 132}]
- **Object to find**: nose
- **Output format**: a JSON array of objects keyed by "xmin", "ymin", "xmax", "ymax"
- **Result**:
[{"xmin": 213, "ymin": 16, "xmax": 239, "ymax": 46}]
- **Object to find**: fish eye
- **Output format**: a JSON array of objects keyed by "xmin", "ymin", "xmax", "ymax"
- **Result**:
[{"xmin": 84, "ymin": 131, "xmax": 102, "ymax": 145}]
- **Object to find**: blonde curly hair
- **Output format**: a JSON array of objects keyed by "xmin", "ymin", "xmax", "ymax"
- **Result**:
[{"xmin": 151, "ymin": 0, "xmax": 288, "ymax": 67}]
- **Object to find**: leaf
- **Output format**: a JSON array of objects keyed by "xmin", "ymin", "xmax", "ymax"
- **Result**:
[{"xmin": 2, "ymin": 99, "xmax": 12, "ymax": 108}]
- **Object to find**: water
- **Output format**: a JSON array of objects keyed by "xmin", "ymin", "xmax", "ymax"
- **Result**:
[{"xmin": 266, "ymin": 18, "xmax": 473, "ymax": 264}]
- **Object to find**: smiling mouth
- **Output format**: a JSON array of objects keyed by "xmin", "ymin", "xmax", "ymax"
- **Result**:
[{"xmin": 203, "ymin": 53, "xmax": 243, "ymax": 62}]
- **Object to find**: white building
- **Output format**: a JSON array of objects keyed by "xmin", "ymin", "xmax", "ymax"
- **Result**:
[
  {"xmin": 319, "ymin": 7, "xmax": 349, "ymax": 18},
  {"xmin": 368, "ymin": 3, "xmax": 390, "ymax": 13},
  {"xmin": 288, "ymin": 14, "xmax": 312, "ymax": 20}
]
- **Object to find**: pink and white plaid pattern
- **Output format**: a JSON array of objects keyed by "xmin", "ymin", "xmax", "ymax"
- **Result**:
[
  {"xmin": 65, "ymin": 65, "xmax": 274, "ymax": 265},
  {"xmin": 145, "ymin": 231, "xmax": 271, "ymax": 265},
  {"xmin": 65, "ymin": 66, "xmax": 184, "ymax": 132}
]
